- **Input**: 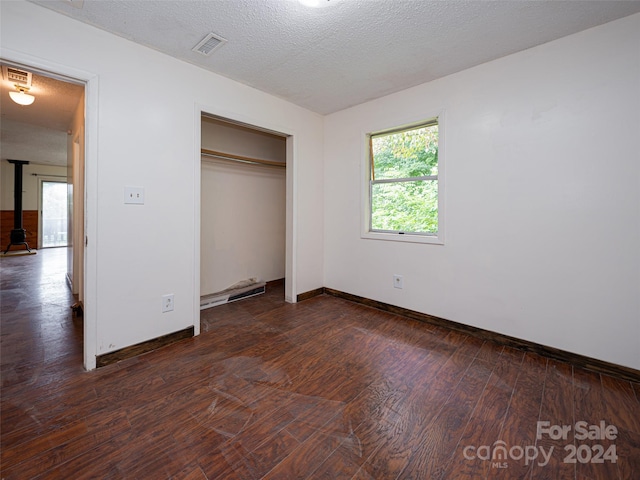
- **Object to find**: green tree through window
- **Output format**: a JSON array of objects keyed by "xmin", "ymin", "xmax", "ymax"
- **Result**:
[{"xmin": 370, "ymin": 120, "xmax": 439, "ymax": 234}]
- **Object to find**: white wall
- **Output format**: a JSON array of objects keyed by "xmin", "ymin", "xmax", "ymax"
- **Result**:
[
  {"xmin": 324, "ymin": 14, "xmax": 640, "ymax": 370},
  {"xmin": 1, "ymin": 162, "xmax": 67, "ymax": 210},
  {"xmin": 1, "ymin": 0, "xmax": 324, "ymax": 365},
  {"xmin": 201, "ymin": 118, "xmax": 286, "ymax": 295},
  {"xmin": 4, "ymin": 1, "xmax": 637, "ymax": 371}
]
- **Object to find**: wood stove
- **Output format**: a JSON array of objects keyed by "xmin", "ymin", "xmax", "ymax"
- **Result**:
[{"xmin": 4, "ymin": 159, "xmax": 32, "ymax": 253}]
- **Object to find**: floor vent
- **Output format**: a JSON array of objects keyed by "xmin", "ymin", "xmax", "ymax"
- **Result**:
[{"xmin": 200, "ymin": 279, "xmax": 265, "ymax": 310}]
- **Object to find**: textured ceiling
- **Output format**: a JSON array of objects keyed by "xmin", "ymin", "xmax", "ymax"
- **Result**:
[
  {"xmin": 1, "ymin": 69, "xmax": 84, "ymax": 166},
  {"xmin": 4, "ymin": 1, "xmax": 640, "ymax": 167},
  {"xmin": 28, "ymin": 0, "xmax": 640, "ymax": 114},
  {"xmin": 0, "ymin": 119, "xmax": 69, "ymax": 167}
]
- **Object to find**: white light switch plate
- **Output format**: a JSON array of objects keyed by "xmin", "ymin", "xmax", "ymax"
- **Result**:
[
  {"xmin": 162, "ymin": 294, "xmax": 174, "ymax": 313},
  {"xmin": 124, "ymin": 186, "xmax": 144, "ymax": 204}
]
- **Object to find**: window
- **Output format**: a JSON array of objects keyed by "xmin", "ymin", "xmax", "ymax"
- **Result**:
[{"xmin": 364, "ymin": 117, "xmax": 443, "ymax": 244}]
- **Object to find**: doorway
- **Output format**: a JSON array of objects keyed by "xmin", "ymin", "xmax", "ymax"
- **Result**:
[
  {"xmin": 1, "ymin": 58, "xmax": 91, "ymax": 366},
  {"xmin": 200, "ymin": 115, "xmax": 287, "ymax": 305},
  {"xmin": 40, "ymin": 180, "xmax": 68, "ymax": 248},
  {"xmin": 195, "ymin": 110, "xmax": 297, "ymax": 331}
]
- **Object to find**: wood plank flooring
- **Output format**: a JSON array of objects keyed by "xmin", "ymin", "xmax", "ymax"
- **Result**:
[{"xmin": 2, "ymin": 248, "xmax": 639, "ymax": 479}]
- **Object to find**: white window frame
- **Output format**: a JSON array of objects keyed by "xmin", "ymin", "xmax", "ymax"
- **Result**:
[{"xmin": 361, "ymin": 112, "xmax": 445, "ymax": 245}]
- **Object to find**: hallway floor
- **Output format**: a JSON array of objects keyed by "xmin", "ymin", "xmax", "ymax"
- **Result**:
[{"xmin": 1, "ymin": 247, "xmax": 83, "ymax": 387}]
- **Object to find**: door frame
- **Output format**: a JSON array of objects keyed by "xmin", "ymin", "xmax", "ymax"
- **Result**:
[
  {"xmin": 194, "ymin": 105, "xmax": 298, "ymax": 336},
  {"xmin": 1, "ymin": 49, "xmax": 99, "ymax": 370}
]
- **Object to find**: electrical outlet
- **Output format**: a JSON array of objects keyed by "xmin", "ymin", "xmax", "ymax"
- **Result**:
[
  {"xmin": 162, "ymin": 294, "xmax": 174, "ymax": 313},
  {"xmin": 393, "ymin": 274, "xmax": 403, "ymax": 289}
]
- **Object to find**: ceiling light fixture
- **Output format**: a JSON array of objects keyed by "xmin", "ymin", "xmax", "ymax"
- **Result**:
[{"xmin": 9, "ymin": 85, "xmax": 35, "ymax": 106}]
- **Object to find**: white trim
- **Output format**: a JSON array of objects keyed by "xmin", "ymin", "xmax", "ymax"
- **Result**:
[
  {"xmin": 437, "ymin": 110, "xmax": 446, "ymax": 245},
  {"xmin": 195, "ymin": 105, "xmax": 298, "ymax": 306},
  {"xmin": 285, "ymin": 134, "xmax": 297, "ymax": 303},
  {"xmin": 193, "ymin": 105, "xmax": 202, "ymax": 336},
  {"xmin": 361, "ymin": 230, "xmax": 444, "ymax": 245},
  {"xmin": 0, "ymin": 48, "xmax": 100, "ymax": 371},
  {"xmin": 83, "ymin": 74, "xmax": 98, "ymax": 371}
]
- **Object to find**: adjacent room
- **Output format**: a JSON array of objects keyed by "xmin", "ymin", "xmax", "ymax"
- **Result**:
[{"xmin": 1, "ymin": 1, "xmax": 639, "ymax": 478}]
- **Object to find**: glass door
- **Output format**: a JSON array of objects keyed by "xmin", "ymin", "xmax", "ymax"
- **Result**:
[{"xmin": 41, "ymin": 181, "xmax": 68, "ymax": 248}]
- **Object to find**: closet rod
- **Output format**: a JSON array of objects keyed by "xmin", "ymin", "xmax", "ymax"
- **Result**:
[{"xmin": 201, "ymin": 148, "xmax": 285, "ymax": 169}]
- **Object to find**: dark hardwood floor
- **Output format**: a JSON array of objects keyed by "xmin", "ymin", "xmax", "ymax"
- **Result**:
[{"xmin": 1, "ymin": 248, "xmax": 639, "ymax": 479}]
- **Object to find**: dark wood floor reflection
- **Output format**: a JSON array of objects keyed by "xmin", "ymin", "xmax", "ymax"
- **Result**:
[{"xmin": 2, "ymin": 249, "xmax": 639, "ymax": 479}]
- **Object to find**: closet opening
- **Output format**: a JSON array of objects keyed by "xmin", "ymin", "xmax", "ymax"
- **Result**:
[{"xmin": 199, "ymin": 114, "xmax": 290, "ymax": 313}]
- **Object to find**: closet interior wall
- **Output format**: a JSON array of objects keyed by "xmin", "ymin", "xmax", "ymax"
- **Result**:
[{"xmin": 200, "ymin": 116, "xmax": 286, "ymax": 297}]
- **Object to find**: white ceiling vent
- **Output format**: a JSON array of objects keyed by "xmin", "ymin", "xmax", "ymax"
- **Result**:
[
  {"xmin": 2, "ymin": 66, "xmax": 32, "ymax": 87},
  {"xmin": 192, "ymin": 33, "xmax": 228, "ymax": 56}
]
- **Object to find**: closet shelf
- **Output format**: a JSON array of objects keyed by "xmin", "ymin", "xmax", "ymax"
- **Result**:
[{"xmin": 201, "ymin": 148, "xmax": 285, "ymax": 168}]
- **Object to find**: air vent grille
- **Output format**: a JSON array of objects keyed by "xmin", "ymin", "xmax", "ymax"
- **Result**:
[
  {"xmin": 192, "ymin": 33, "xmax": 227, "ymax": 56},
  {"xmin": 2, "ymin": 66, "xmax": 32, "ymax": 87}
]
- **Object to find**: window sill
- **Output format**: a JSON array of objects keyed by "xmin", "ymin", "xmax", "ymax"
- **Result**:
[{"xmin": 361, "ymin": 231, "xmax": 444, "ymax": 245}]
